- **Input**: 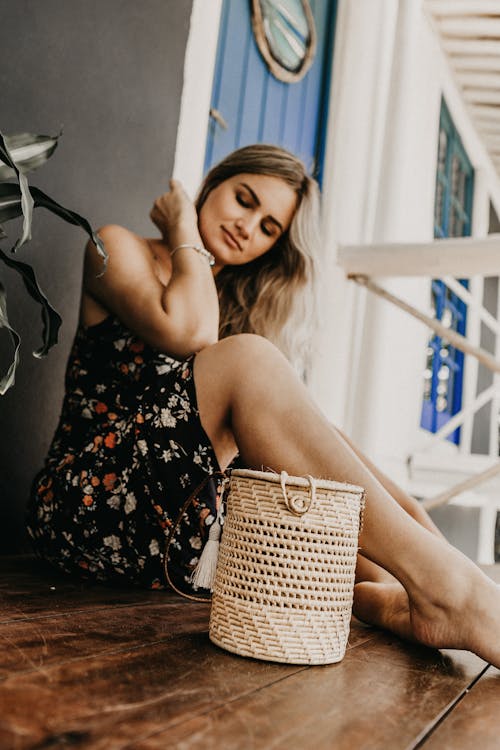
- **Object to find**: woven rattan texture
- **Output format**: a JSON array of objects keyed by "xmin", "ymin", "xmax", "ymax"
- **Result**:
[{"xmin": 209, "ymin": 470, "xmax": 365, "ymax": 665}]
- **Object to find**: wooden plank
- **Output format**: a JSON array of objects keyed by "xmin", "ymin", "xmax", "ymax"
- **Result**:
[
  {"xmin": 0, "ymin": 602, "xmax": 211, "ymax": 678},
  {"xmin": 482, "ymin": 135, "xmax": 500, "ymax": 150},
  {"xmin": 427, "ymin": 0, "xmax": 500, "ymax": 15},
  {"xmin": 454, "ymin": 56, "xmax": 500, "ymax": 73},
  {"xmin": 0, "ymin": 555, "xmax": 376, "ymax": 749},
  {"xmin": 0, "ymin": 629, "xmax": 306, "ymax": 749},
  {"xmin": 130, "ymin": 640, "xmax": 487, "ymax": 750},
  {"xmin": 443, "ymin": 39, "xmax": 500, "ymax": 56},
  {"xmin": 0, "ymin": 556, "xmax": 495, "ymax": 750},
  {"xmin": 464, "ymin": 90, "xmax": 500, "ymax": 106},
  {"xmin": 471, "ymin": 105, "xmax": 500, "ymax": 124},
  {"xmin": 337, "ymin": 234, "xmax": 500, "ymax": 277},
  {"xmin": 0, "ymin": 633, "xmax": 483, "ymax": 750},
  {"xmin": 422, "ymin": 667, "xmax": 500, "ymax": 749},
  {"xmin": 438, "ymin": 18, "xmax": 500, "ymax": 37},
  {"xmin": 0, "ymin": 570, "xmax": 168, "ymax": 623},
  {"xmin": 459, "ymin": 71, "xmax": 500, "ymax": 89}
]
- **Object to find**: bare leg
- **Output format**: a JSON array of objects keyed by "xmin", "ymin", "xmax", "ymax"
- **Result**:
[
  {"xmin": 336, "ymin": 426, "xmax": 443, "ymax": 538},
  {"xmin": 335, "ymin": 426, "xmax": 443, "ymax": 585},
  {"xmin": 194, "ymin": 335, "xmax": 500, "ymax": 666}
]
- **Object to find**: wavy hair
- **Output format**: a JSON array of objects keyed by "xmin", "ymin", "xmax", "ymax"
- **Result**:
[{"xmin": 196, "ymin": 144, "xmax": 321, "ymax": 369}]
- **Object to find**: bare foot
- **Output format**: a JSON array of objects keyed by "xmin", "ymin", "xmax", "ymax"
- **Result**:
[
  {"xmin": 392, "ymin": 539, "xmax": 500, "ymax": 668},
  {"xmin": 354, "ymin": 556, "xmax": 500, "ymax": 669},
  {"xmin": 353, "ymin": 581, "xmax": 415, "ymax": 642},
  {"xmin": 406, "ymin": 561, "xmax": 500, "ymax": 667}
]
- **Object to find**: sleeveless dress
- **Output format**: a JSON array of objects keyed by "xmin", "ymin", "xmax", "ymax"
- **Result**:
[{"xmin": 26, "ymin": 315, "xmax": 231, "ymax": 596}]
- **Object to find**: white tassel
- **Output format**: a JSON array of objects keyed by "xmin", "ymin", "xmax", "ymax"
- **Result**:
[{"xmin": 190, "ymin": 515, "xmax": 222, "ymax": 591}]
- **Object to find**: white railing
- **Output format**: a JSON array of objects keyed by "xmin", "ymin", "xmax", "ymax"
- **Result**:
[{"xmin": 337, "ymin": 234, "xmax": 500, "ymax": 510}]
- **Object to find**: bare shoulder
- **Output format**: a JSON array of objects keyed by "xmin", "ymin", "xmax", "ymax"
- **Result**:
[
  {"xmin": 81, "ymin": 224, "xmax": 164, "ymax": 327},
  {"xmin": 84, "ymin": 224, "xmax": 151, "ymax": 278}
]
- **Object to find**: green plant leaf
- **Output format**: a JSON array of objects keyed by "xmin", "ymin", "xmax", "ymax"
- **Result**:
[
  {"xmin": 0, "ymin": 182, "xmax": 107, "ymax": 269},
  {"xmin": 0, "ymin": 247, "xmax": 62, "ymax": 358},
  {"xmin": 0, "ymin": 183, "xmax": 22, "ymax": 223},
  {"xmin": 30, "ymin": 186, "xmax": 107, "ymax": 268},
  {"xmin": 0, "ymin": 131, "xmax": 34, "ymax": 250},
  {"xmin": 0, "ymin": 281, "xmax": 21, "ymax": 394},
  {"xmin": 0, "ymin": 132, "xmax": 60, "ymax": 178}
]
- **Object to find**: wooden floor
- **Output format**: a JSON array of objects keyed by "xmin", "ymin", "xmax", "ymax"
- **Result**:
[{"xmin": 0, "ymin": 556, "xmax": 499, "ymax": 750}]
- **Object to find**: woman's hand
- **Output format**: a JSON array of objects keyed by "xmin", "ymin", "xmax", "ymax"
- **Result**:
[{"xmin": 150, "ymin": 179, "xmax": 199, "ymax": 248}]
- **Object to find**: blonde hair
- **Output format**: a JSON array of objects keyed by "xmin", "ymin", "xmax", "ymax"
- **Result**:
[{"xmin": 196, "ymin": 144, "xmax": 321, "ymax": 369}]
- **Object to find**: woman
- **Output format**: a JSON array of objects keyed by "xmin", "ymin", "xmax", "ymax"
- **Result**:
[{"xmin": 27, "ymin": 145, "xmax": 500, "ymax": 668}]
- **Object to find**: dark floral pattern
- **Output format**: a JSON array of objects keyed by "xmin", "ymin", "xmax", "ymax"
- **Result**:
[{"xmin": 26, "ymin": 315, "xmax": 228, "ymax": 596}]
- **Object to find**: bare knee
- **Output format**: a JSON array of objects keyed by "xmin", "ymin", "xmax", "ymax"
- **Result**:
[
  {"xmin": 198, "ymin": 333, "xmax": 284, "ymax": 377},
  {"xmin": 194, "ymin": 333, "xmax": 280, "ymax": 414},
  {"xmin": 193, "ymin": 335, "xmax": 285, "ymax": 469}
]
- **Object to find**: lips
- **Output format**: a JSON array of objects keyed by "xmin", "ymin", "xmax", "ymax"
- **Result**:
[{"xmin": 221, "ymin": 226, "xmax": 242, "ymax": 251}]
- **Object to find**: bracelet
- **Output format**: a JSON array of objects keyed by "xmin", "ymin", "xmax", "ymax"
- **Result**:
[{"xmin": 170, "ymin": 243, "xmax": 215, "ymax": 267}]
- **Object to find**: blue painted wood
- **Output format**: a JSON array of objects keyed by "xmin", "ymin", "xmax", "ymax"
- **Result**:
[
  {"xmin": 421, "ymin": 98, "xmax": 474, "ymax": 444},
  {"xmin": 205, "ymin": 0, "xmax": 337, "ymax": 184}
]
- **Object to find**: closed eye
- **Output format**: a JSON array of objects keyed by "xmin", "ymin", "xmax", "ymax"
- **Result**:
[
  {"xmin": 236, "ymin": 192, "xmax": 252, "ymax": 208},
  {"xmin": 261, "ymin": 221, "xmax": 277, "ymax": 238}
]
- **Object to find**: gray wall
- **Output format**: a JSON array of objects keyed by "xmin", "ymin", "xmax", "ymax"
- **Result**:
[{"xmin": 0, "ymin": 0, "xmax": 193, "ymax": 552}]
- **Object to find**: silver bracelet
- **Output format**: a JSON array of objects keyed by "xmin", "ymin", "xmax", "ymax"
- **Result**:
[{"xmin": 170, "ymin": 243, "xmax": 215, "ymax": 267}]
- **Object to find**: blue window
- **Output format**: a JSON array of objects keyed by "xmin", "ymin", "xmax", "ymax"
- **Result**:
[{"xmin": 421, "ymin": 99, "xmax": 474, "ymax": 443}]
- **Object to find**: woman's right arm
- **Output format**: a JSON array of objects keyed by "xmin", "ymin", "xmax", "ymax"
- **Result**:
[{"xmin": 83, "ymin": 185, "xmax": 219, "ymax": 357}]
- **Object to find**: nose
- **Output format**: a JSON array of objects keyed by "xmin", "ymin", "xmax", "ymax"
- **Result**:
[{"xmin": 235, "ymin": 214, "xmax": 258, "ymax": 239}]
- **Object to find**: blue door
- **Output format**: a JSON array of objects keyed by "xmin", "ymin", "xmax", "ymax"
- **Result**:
[
  {"xmin": 204, "ymin": 0, "xmax": 336, "ymax": 185},
  {"xmin": 420, "ymin": 99, "xmax": 474, "ymax": 444}
]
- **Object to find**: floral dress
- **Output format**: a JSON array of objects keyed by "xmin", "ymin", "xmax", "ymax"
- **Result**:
[{"xmin": 26, "ymin": 315, "xmax": 230, "ymax": 596}]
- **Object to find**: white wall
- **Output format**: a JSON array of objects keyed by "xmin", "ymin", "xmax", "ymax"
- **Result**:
[{"xmin": 311, "ymin": 0, "xmax": 500, "ymax": 486}]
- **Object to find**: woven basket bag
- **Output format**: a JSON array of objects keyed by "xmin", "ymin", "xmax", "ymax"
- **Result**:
[{"xmin": 208, "ymin": 469, "xmax": 365, "ymax": 665}]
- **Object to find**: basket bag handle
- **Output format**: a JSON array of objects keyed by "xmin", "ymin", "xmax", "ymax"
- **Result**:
[
  {"xmin": 279, "ymin": 471, "xmax": 317, "ymax": 515},
  {"xmin": 164, "ymin": 470, "xmax": 319, "ymax": 601}
]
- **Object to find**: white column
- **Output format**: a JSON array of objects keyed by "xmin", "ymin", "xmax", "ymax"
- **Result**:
[
  {"xmin": 461, "ymin": 167, "xmax": 489, "ymax": 455},
  {"xmin": 309, "ymin": 0, "xmax": 399, "ymax": 426},
  {"xmin": 173, "ymin": 0, "xmax": 223, "ymax": 198},
  {"xmin": 348, "ymin": 0, "xmax": 437, "ymax": 479}
]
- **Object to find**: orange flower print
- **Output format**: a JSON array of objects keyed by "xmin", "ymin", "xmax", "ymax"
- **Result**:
[
  {"xmin": 120, "ymin": 363, "xmax": 129, "ymax": 375},
  {"xmin": 78, "ymin": 560, "xmax": 89, "ymax": 570},
  {"xmin": 95, "ymin": 401, "xmax": 108, "ymax": 414},
  {"xmin": 108, "ymin": 412, "xmax": 118, "ymax": 422},
  {"xmin": 182, "ymin": 368, "xmax": 190, "ymax": 379},
  {"xmin": 82, "ymin": 496, "xmax": 94, "ymax": 507},
  {"xmin": 104, "ymin": 432, "xmax": 117, "ymax": 449},
  {"xmin": 103, "ymin": 472, "xmax": 117, "ymax": 491},
  {"xmin": 129, "ymin": 341, "xmax": 144, "ymax": 353},
  {"xmin": 136, "ymin": 413, "xmax": 144, "ymax": 424},
  {"xmin": 91, "ymin": 476, "xmax": 100, "ymax": 487},
  {"xmin": 134, "ymin": 355, "xmax": 143, "ymax": 365},
  {"xmin": 43, "ymin": 489, "xmax": 54, "ymax": 503}
]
